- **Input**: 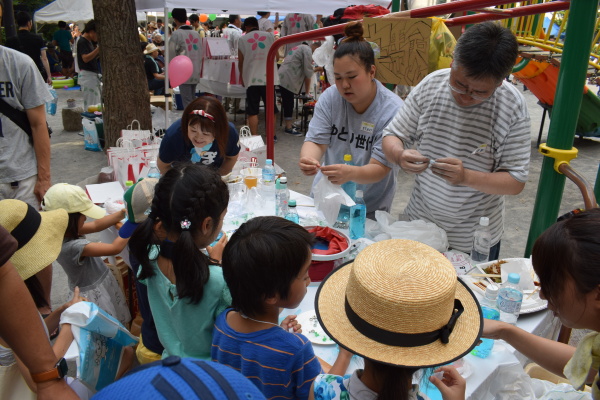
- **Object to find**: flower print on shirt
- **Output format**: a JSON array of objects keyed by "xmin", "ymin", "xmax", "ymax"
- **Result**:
[
  {"xmin": 186, "ymin": 34, "xmax": 199, "ymax": 51},
  {"xmin": 247, "ymin": 32, "xmax": 267, "ymax": 50},
  {"xmin": 289, "ymin": 13, "xmax": 302, "ymax": 28}
]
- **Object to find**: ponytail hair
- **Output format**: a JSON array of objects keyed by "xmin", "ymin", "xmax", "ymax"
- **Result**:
[
  {"xmin": 129, "ymin": 163, "xmax": 229, "ymax": 304},
  {"xmin": 333, "ymin": 21, "xmax": 375, "ymax": 72},
  {"xmin": 365, "ymin": 359, "xmax": 420, "ymax": 400}
]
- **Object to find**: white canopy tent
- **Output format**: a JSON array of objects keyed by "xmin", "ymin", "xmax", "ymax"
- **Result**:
[
  {"xmin": 35, "ymin": 0, "xmax": 147, "ymax": 25},
  {"xmin": 135, "ymin": 0, "xmax": 391, "ymax": 15}
]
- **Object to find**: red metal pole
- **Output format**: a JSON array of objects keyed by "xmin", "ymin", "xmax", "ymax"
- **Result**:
[{"xmin": 445, "ymin": 1, "xmax": 570, "ymax": 27}]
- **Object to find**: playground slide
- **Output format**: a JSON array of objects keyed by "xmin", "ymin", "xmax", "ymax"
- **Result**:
[{"xmin": 512, "ymin": 57, "xmax": 600, "ymax": 138}]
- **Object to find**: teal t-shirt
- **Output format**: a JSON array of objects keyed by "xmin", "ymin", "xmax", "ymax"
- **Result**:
[
  {"xmin": 138, "ymin": 246, "xmax": 231, "ymax": 359},
  {"xmin": 53, "ymin": 29, "xmax": 72, "ymax": 52}
]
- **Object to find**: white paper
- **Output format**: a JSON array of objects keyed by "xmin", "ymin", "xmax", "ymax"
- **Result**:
[{"xmin": 86, "ymin": 181, "xmax": 124, "ymax": 204}]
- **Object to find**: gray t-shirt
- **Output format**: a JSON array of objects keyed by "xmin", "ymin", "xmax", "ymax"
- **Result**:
[
  {"xmin": 278, "ymin": 44, "xmax": 313, "ymax": 95},
  {"xmin": 0, "ymin": 47, "xmax": 52, "ymax": 183},
  {"xmin": 168, "ymin": 26, "xmax": 202, "ymax": 85},
  {"xmin": 57, "ymin": 238, "xmax": 109, "ymax": 291},
  {"xmin": 305, "ymin": 80, "xmax": 404, "ymax": 213}
]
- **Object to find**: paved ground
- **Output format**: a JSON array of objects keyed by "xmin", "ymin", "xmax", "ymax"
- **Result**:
[{"xmin": 47, "ymin": 81, "xmax": 599, "ymax": 346}]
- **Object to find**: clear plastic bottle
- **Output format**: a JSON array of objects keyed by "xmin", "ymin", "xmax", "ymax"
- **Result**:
[
  {"xmin": 349, "ymin": 190, "xmax": 366, "ymax": 240},
  {"xmin": 46, "ymin": 87, "xmax": 58, "ymax": 116},
  {"xmin": 262, "ymin": 159, "xmax": 276, "ymax": 183},
  {"xmin": 336, "ymin": 154, "xmax": 356, "ymax": 228},
  {"xmin": 285, "ymin": 199, "xmax": 300, "ymax": 224},
  {"xmin": 147, "ymin": 161, "xmax": 161, "ymax": 179},
  {"xmin": 482, "ymin": 284, "xmax": 499, "ymax": 308},
  {"xmin": 497, "ymin": 273, "xmax": 523, "ymax": 325},
  {"xmin": 471, "ymin": 217, "xmax": 491, "ymax": 263},
  {"xmin": 275, "ymin": 177, "xmax": 289, "ymax": 217}
]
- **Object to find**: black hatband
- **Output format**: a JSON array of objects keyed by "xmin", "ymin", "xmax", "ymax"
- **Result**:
[{"xmin": 11, "ymin": 203, "xmax": 42, "ymax": 250}]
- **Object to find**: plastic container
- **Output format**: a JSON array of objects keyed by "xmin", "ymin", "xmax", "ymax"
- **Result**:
[
  {"xmin": 285, "ymin": 199, "xmax": 300, "ymax": 224},
  {"xmin": 275, "ymin": 177, "xmax": 289, "ymax": 217},
  {"xmin": 46, "ymin": 87, "xmax": 58, "ymax": 115},
  {"xmin": 147, "ymin": 161, "xmax": 161, "ymax": 179},
  {"xmin": 471, "ymin": 217, "xmax": 491, "ymax": 262},
  {"xmin": 497, "ymin": 273, "xmax": 523, "ymax": 325},
  {"xmin": 349, "ymin": 190, "xmax": 366, "ymax": 240},
  {"xmin": 482, "ymin": 284, "xmax": 499, "ymax": 308},
  {"xmin": 336, "ymin": 154, "xmax": 356, "ymax": 228},
  {"xmin": 262, "ymin": 159, "xmax": 276, "ymax": 183},
  {"xmin": 470, "ymin": 306, "xmax": 500, "ymax": 358}
]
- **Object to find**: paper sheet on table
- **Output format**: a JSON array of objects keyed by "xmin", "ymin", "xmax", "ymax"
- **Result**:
[
  {"xmin": 499, "ymin": 258, "xmax": 535, "ymax": 290},
  {"xmin": 85, "ymin": 181, "xmax": 124, "ymax": 204},
  {"xmin": 312, "ymin": 178, "xmax": 355, "ymax": 226}
]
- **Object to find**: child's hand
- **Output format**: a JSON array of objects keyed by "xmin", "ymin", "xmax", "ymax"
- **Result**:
[
  {"xmin": 281, "ymin": 314, "xmax": 301, "ymax": 333},
  {"xmin": 64, "ymin": 287, "xmax": 85, "ymax": 308},
  {"xmin": 429, "ymin": 365, "xmax": 466, "ymax": 400},
  {"xmin": 207, "ymin": 232, "xmax": 227, "ymax": 263}
]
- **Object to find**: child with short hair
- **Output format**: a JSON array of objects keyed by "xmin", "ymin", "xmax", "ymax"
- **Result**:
[{"xmin": 212, "ymin": 216, "xmax": 352, "ymax": 400}]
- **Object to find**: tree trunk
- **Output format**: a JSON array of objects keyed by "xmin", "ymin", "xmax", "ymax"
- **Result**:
[
  {"xmin": 92, "ymin": 0, "xmax": 151, "ymax": 148},
  {"xmin": 2, "ymin": 0, "xmax": 17, "ymax": 40}
]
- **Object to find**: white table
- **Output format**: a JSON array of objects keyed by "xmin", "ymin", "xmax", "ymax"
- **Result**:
[{"xmin": 282, "ymin": 283, "xmax": 559, "ymax": 400}]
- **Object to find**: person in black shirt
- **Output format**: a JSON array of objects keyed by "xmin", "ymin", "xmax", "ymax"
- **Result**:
[
  {"xmin": 77, "ymin": 19, "xmax": 101, "ymax": 110},
  {"xmin": 143, "ymin": 43, "xmax": 165, "ymax": 95},
  {"xmin": 5, "ymin": 11, "xmax": 52, "ymax": 85}
]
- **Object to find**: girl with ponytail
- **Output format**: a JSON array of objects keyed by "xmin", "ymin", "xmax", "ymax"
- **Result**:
[{"xmin": 129, "ymin": 163, "xmax": 230, "ymax": 359}]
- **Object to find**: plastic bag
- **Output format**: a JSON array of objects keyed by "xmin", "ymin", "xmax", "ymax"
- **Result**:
[
  {"xmin": 61, "ymin": 302, "xmax": 138, "ymax": 392},
  {"xmin": 313, "ymin": 176, "xmax": 355, "ymax": 226},
  {"xmin": 370, "ymin": 211, "xmax": 449, "ymax": 252},
  {"xmin": 46, "ymin": 86, "xmax": 58, "ymax": 115},
  {"xmin": 82, "ymin": 118, "xmax": 102, "ymax": 152},
  {"xmin": 429, "ymin": 18, "xmax": 456, "ymax": 73}
]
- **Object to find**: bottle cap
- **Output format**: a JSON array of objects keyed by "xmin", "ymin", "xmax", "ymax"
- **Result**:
[
  {"xmin": 266, "ymin": 159, "xmax": 273, "ymax": 165},
  {"xmin": 355, "ymin": 190, "xmax": 364, "ymax": 198},
  {"xmin": 125, "ymin": 180, "xmax": 134, "ymax": 187},
  {"xmin": 485, "ymin": 284, "xmax": 499, "ymax": 296},
  {"xmin": 343, "ymin": 154, "xmax": 352, "ymax": 162},
  {"xmin": 149, "ymin": 160, "xmax": 157, "ymax": 168},
  {"xmin": 507, "ymin": 273, "xmax": 520, "ymax": 284},
  {"xmin": 479, "ymin": 217, "xmax": 489, "ymax": 227},
  {"xmin": 288, "ymin": 199, "xmax": 296, "ymax": 207},
  {"xmin": 280, "ymin": 176, "xmax": 287, "ymax": 185}
]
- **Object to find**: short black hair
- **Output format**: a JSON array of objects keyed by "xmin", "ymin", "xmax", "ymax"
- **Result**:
[
  {"xmin": 243, "ymin": 16, "xmax": 258, "ymax": 29},
  {"xmin": 83, "ymin": 19, "xmax": 96, "ymax": 34},
  {"xmin": 453, "ymin": 21, "xmax": 518, "ymax": 82},
  {"xmin": 222, "ymin": 217, "xmax": 314, "ymax": 317},
  {"xmin": 171, "ymin": 8, "xmax": 187, "ymax": 24},
  {"xmin": 228, "ymin": 14, "xmax": 239, "ymax": 24},
  {"xmin": 189, "ymin": 14, "xmax": 199, "ymax": 23},
  {"xmin": 157, "ymin": 18, "xmax": 163, "ymax": 23},
  {"xmin": 58, "ymin": 20, "xmax": 67, "ymax": 28},
  {"xmin": 257, "ymin": 12, "xmax": 269, "ymax": 17},
  {"xmin": 15, "ymin": 11, "xmax": 31, "ymax": 27},
  {"xmin": 65, "ymin": 212, "xmax": 82, "ymax": 239}
]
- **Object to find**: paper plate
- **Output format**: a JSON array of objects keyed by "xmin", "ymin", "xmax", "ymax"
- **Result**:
[{"xmin": 296, "ymin": 310, "xmax": 336, "ymax": 345}]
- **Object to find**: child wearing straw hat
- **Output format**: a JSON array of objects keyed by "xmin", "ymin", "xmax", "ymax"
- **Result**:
[
  {"xmin": 42, "ymin": 183, "xmax": 131, "ymax": 326},
  {"xmin": 311, "ymin": 239, "xmax": 483, "ymax": 400}
]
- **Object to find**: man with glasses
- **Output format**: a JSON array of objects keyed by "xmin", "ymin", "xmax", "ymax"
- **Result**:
[{"xmin": 382, "ymin": 22, "xmax": 530, "ymax": 258}]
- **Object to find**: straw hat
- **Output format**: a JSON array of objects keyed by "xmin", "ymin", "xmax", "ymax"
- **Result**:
[
  {"xmin": 42, "ymin": 183, "xmax": 105, "ymax": 219},
  {"xmin": 316, "ymin": 239, "xmax": 482, "ymax": 367},
  {"xmin": 0, "ymin": 200, "xmax": 68, "ymax": 280},
  {"xmin": 144, "ymin": 43, "xmax": 160, "ymax": 54}
]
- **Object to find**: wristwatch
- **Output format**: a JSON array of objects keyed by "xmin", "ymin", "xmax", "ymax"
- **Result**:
[{"xmin": 31, "ymin": 358, "xmax": 68, "ymax": 383}]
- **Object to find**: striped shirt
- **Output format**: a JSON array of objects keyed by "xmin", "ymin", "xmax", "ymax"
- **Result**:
[
  {"xmin": 383, "ymin": 69, "xmax": 530, "ymax": 252},
  {"xmin": 211, "ymin": 309, "xmax": 323, "ymax": 400}
]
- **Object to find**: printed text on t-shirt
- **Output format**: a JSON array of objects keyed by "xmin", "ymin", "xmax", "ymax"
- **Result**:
[{"xmin": 330, "ymin": 124, "xmax": 374, "ymax": 151}]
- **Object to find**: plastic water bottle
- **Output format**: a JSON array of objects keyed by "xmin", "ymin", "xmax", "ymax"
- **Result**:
[
  {"xmin": 497, "ymin": 273, "xmax": 523, "ymax": 325},
  {"xmin": 482, "ymin": 284, "xmax": 499, "ymax": 308},
  {"xmin": 471, "ymin": 217, "xmax": 491, "ymax": 263},
  {"xmin": 336, "ymin": 154, "xmax": 356, "ymax": 228},
  {"xmin": 470, "ymin": 305, "xmax": 500, "ymax": 358},
  {"xmin": 349, "ymin": 190, "xmax": 366, "ymax": 240},
  {"xmin": 46, "ymin": 87, "xmax": 58, "ymax": 116},
  {"xmin": 285, "ymin": 199, "xmax": 300, "ymax": 224},
  {"xmin": 275, "ymin": 177, "xmax": 289, "ymax": 217},
  {"xmin": 262, "ymin": 159, "xmax": 276, "ymax": 183},
  {"xmin": 147, "ymin": 161, "xmax": 161, "ymax": 179}
]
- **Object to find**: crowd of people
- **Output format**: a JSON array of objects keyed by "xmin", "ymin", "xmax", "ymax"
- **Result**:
[{"xmin": 1, "ymin": 2, "xmax": 599, "ymax": 399}]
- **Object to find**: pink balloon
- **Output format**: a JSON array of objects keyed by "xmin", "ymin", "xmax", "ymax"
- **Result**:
[{"xmin": 169, "ymin": 55, "xmax": 194, "ymax": 88}]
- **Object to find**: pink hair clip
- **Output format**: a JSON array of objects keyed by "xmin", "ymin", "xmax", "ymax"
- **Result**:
[
  {"xmin": 180, "ymin": 218, "xmax": 191, "ymax": 230},
  {"xmin": 189, "ymin": 109, "xmax": 215, "ymax": 122}
]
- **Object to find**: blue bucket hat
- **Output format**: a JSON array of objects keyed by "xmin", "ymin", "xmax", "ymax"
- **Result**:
[{"xmin": 94, "ymin": 357, "xmax": 267, "ymax": 399}]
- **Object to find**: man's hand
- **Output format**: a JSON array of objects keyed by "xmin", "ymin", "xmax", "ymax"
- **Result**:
[
  {"xmin": 34, "ymin": 176, "xmax": 51, "ymax": 204},
  {"xmin": 299, "ymin": 156, "xmax": 321, "ymax": 176},
  {"xmin": 320, "ymin": 163, "xmax": 353, "ymax": 185},
  {"xmin": 399, "ymin": 149, "xmax": 429, "ymax": 174},
  {"xmin": 431, "ymin": 157, "xmax": 466, "ymax": 185},
  {"xmin": 429, "ymin": 365, "xmax": 466, "ymax": 400}
]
